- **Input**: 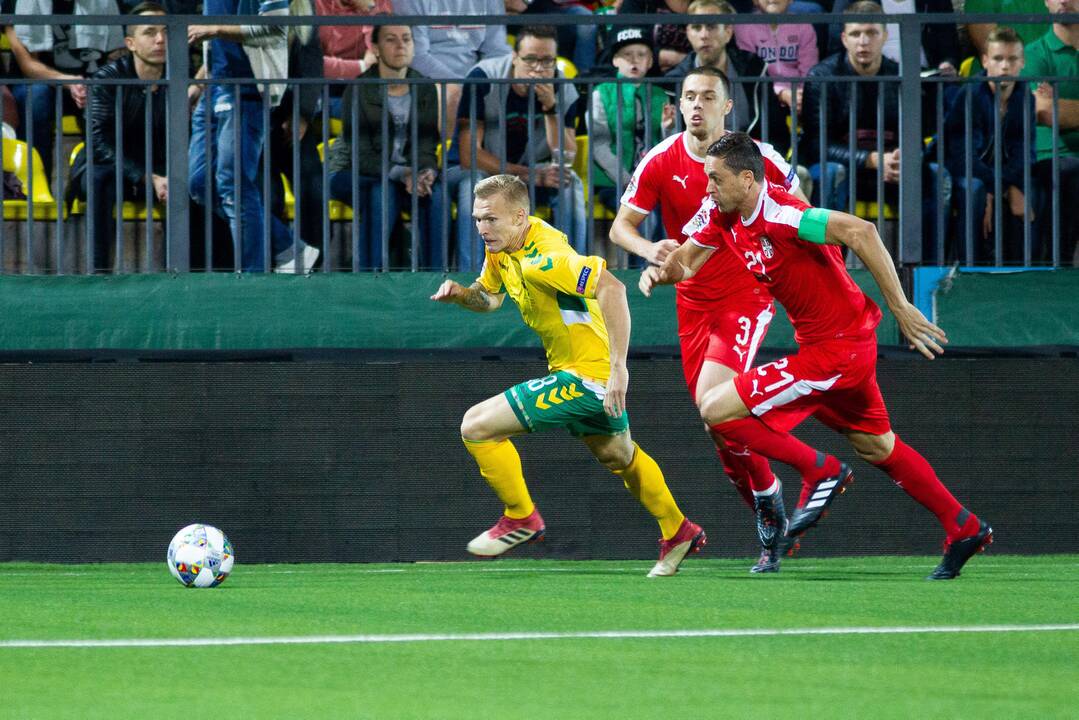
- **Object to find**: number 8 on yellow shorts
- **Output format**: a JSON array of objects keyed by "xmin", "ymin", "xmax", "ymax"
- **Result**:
[{"xmin": 504, "ymin": 370, "xmax": 630, "ymax": 437}]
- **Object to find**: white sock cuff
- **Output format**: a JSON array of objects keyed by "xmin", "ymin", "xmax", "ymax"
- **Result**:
[{"xmin": 752, "ymin": 477, "xmax": 780, "ymax": 497}]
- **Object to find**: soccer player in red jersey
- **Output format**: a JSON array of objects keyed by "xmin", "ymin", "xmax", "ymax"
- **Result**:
[
  {"xmin": 611, "ymin": 66, "xmax": 809, "ymax": 573},
  {"xmin": 641, "ymin": 133, "xmax": 993, "ymax": 580}
]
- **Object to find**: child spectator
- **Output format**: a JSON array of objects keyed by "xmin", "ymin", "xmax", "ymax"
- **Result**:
[{"xmin": 589, "ymin": 26, "xmax": 674, "ymax": 210}]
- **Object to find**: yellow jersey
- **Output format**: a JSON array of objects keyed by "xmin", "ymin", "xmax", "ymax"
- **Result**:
[{"xmin": 477, "ymin": 217, "xmax": 611, "ymax": 381}]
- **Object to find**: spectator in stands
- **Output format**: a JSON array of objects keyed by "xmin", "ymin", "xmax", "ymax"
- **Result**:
[
  {"xmin": 68, "ymin": 2, "xmax": 169, "ymax": 271},
  {"xmin": 508, "ymin": 0, "xmax": 599, "ymax": 76},
  {"xmin": 188, "ymin": 0, "xmax": 320, "ymax": 273},
  {"xmin": 966, "ymin": 0, "xmax": 1049, "ymax": 63},
  {"xmin": 269, "ymin": 2, "xmax": 327, "ymax": 263},
  {"xmin": 619, "ymin": 0, "xmax": 693, "ymax": 72},
  {"xmin": 392, "ymin": 0, "xmax": 511, "ymax": 138},
  {"xmin": 314, "ymin": 0, "xmax": 392, "ymax": 117},
  {"xmin": 829, "ymin": 0, "xmax": 960, "ymax": 76},
  {"xmin": 7, "ymin": 0, "xmax": 126, "ymax": 179},
  {"xmin": 457, "ymin": 25, "xmax": 587, "ymax": 271},
  {"xmin": 1024, "ymin": 0, "xmax": 1079, "ymax": 264},
  {"xmin": 942, "ymin": 26, "xmax": 1036, "ymax": 264},
  {"xmin": 801, "ymin": 1, "xmax": 947, "ymax": 261},
  {"xmin": 588, "ymin": 26, "xmax": 675, "ymax": 210},
  {"xmin": 666, "ymin": 0, "xmax": 791, "ymax": 152},
  {"xmin": 734, "ymin": 0, "xmax": 818, "ymax": 114},
  {"xmin": 327, "ymin": 23, "xmax": 446, "ymax": 270}
]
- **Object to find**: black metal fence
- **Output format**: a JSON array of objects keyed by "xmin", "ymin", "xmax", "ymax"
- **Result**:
[{"xmin": 1, "ymin": 12, "xmax": 1075, "ymax": 273}]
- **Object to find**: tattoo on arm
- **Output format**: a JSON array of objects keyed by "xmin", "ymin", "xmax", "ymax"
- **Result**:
[{"xmin": 460, "ymin": 283, "xmax": 495, "ymax": 312}]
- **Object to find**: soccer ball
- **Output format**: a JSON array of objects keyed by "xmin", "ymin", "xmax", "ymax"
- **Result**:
[{"xmin": 167, "ymin": 524, "xmax": 235, "ymax": 588}]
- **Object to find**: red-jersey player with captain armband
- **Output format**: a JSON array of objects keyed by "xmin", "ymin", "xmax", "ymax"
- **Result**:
[{"xmin": 640, "ymin": 132, "xmax": 992, "ymax": 580}]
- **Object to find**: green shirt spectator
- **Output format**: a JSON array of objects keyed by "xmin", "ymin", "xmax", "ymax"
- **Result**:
[
  {"xmin": 1023, "ymin": 27, "xmax": 1079, "ymax": 160},
  {"xmin": 966, "ymin": 0, "xmax": 1049, "ymax": 72}
]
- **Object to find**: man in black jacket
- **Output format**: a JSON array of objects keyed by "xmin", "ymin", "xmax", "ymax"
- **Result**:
[
  {"xmin": 800, "ymin": 1, "xmax": 947, "ymax": 262},
  {"xmin": 69, "ymin": 1, "xmax": 168, "ymax": 271},
  {"xmin": 665, "ymin": 0, "xmax": 791, "ymax": 154}
]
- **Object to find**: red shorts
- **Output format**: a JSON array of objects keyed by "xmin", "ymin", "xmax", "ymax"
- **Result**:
[
  {"xmin": 677, "ymin": 294, "xmax": 775, "ymax": 397},
  {"xmin": 733, "ymin": 336, "xmax": 892, "ymax": 435}
]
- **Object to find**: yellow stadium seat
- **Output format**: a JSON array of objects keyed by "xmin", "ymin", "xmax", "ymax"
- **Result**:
[
  {"xmin": 556, "ymin": 57, "xmax": 577, "ymax": 79},
  {"xmin": 3, "ymin": 138, "xmax": 58, "ymax": 220},
  {"xmin": 66, "ymin": 142, "xmax": 163, "ymax": 220},
  {"xmin": 959, "ymin": 56, "xmax": 975, "ymax": 78},
  {"xmin": 62, "ymin": 115, "xmax": 80, "ymax": 135},
  {"xmin": 572, "ymin": 135, "xmax": 617, "ymax": 220},
  {"xmin": 853, "ymin": 200, "xmax": 897, "ymax": 221},
  {"xmin": 328, "ymin": 117, "xmax": 343, "ymax": 137},
  {"xmin": 315, "ymin": 138, "xmax": 354, "ymax": 221}
]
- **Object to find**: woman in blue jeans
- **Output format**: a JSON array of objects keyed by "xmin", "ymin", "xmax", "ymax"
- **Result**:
[{"xmin": 325, "ymin": 25, "xmax": 446, "ymax": 270}]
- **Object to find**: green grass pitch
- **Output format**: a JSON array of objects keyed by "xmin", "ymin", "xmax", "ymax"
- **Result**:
[{"xmin": 2, "ymin": 556, "xmax": 1077, "ymax": 719}]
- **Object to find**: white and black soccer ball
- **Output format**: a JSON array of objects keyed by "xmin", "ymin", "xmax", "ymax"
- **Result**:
[{"xmin": 167, "ymin": 524, "xmax": 235, "ymax": 588}]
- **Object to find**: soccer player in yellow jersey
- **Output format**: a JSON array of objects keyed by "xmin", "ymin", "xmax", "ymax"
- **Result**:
[{"xmin": 431, "ymin": 174, "xmax": 705, "ymax": 577}]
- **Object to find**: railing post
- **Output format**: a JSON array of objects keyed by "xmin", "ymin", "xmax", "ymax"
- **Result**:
[
  {"xmin": 898, "ymin": 15, "xmax": 923, "ymax": 266},
  {"xmin": 166, "ymin": 15, "xmax": 191, "ymax": 272}
]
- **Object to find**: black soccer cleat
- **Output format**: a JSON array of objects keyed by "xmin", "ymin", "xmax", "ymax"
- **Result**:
[
  {"xmin": 753, "ymin": 479, "xmax": 787, "ymax": 548},
  {"xmin": 750, "ymin": 547, "xmax": 781, "ymax": 574},
  {"xmin": 927, "ymin": 519, "xmax": 993, "ymax": 580},
  {"xmin": 785, "ymin": 463, "xmax": 854, "ymax": 539},
  {"xmin": 749, "ymin": 478, "xmax": 786, "ymax": 573}
]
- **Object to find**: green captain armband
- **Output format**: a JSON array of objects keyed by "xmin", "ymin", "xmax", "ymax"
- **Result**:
[{"xmin": 797, "ymin": 208, "xmax": 831, "ymax": 244}]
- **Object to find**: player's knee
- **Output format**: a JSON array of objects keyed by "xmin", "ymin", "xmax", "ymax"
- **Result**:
[
  {"xmin": 596, "ymin": 447, "xmax": 634, "ymax": 470},
  {"xmin": 459, "ymin": 406, "xmax": 494, "ymax": 442}
]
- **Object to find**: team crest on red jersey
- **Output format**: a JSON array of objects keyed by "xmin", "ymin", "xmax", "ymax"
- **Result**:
[{"xmin": 761, "ymin": 237, "xmax": 775, "ymax": 259}]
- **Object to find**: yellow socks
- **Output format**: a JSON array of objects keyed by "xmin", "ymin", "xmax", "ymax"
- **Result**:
[
  {"xmin": 463, "ymin": 438, "xmax": 535, "ymax": 519},
  {"xmin": 614, "ymin": 444, "xmax": 685, "ymax": 540}
]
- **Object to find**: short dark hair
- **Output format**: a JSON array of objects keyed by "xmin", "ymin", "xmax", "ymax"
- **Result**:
[
  {"xmin": 370, "ymin": 16, "xmax": 404, "ymax": 45},
  {"xmin": 986, "ymin": 26, "xmax": 1022, "ymax": 46},
  {"xmin": 706, "ymin": 132, "xmax": 764, "ymax": 182},
  {"xmin": 843, "ymin": 1, "xmax": 885, "ymax": 17},
  {"xmin": 683, "ymin": 65, "xmax": 731, "ymax": 100},
  {"xmin": 515, "ymin": 25, "xmax": 559, "ymax": 52},
  {"xmin": 125, "ymin": 1, "xmax": 166, "ymax": 36}
]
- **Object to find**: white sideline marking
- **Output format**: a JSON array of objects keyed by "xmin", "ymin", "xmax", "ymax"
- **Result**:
[{"xmin": 3, "ymin": 624, "xmax": 1078, "ymax": 649}]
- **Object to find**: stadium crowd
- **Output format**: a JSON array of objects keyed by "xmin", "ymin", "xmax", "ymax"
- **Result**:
[{"xmin": 0, "ymin": 0, "xmax": 1075, "ymax": 271}]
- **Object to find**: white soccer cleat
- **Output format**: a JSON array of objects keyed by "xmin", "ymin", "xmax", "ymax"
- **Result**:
[
  {"xmin": 648, "ymin": 519, "xmax": 706, "ymax": 577},
  {"xmin": 467, "ymin": 509, "xmax": 545, "ymax": 557}
]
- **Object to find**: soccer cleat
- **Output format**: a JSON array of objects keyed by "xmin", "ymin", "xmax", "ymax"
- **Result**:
[
  {"xmin": 753, "ymin": 478, "xmax": 788, "ymax": 549},
  {"xmin": 927, "ymin": 520, "xmax": 993, "ymax": 580},
  {"xmin": 749, "ymin": 478, "xmax": 787, "ymax": 573},
  {"xmin": 466, "ymin": 508, "xmax": 545, "ymax": 557},
  {"xmin": 785, "ymin": 463, "xmax": 854, "ymax": 539},
  {"xmin": 778, "ymin": 535, "xmax": 801, "ymax": 558},
  {"xmin": 750, "ymin": 547, "xmax": 781, "ymax": 573},
  {"xmin": 648, "ymin": 519, "xmax": 706, "ymax": 577}
]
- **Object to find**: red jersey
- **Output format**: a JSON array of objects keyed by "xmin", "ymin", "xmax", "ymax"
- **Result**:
[
  {"xmin": 689, "ymin": 183, "xmax": 882, "ymax": 346},
  {"xmin": 621, "ymin": 132, "xmax": 797, "ymax": 310}
]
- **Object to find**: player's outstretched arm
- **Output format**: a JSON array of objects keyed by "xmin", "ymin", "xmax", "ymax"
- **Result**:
[
  {"xmin": 610, "ymin": 205, "xmax": 680, "ymax": 266},
  {"xmin": 594, "ymin": 271, "xmax": 630, "ymax": 418},
  {"xmin": 825, "ymin": 211, "xmax": 948, "ymax": 359},
  {"xmin": 638, "ymin": 240, "xmax": 714, "ymax": 297},
  {"xmin": 430, "ymin": 280, "xmax": 505, "ymax": 313}
]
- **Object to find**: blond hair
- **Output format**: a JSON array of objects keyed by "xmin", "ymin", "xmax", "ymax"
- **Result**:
[
  {"xmin": 474, "ymin": 174, "xmax": 531, "ymax": 211},
  {"xmin": 687, "ymin": 0, "xmax": 736, "ymax": 14}
]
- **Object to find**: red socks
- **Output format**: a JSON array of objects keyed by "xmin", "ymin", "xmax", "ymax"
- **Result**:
[
  {"xmin": 712, "ymin": 418, "xmax": 840, "ymax": 491},
  {"xmin": 709, "ymin": 427, "xmax": 775, "ymax": 508},
  {"xmin": 873, "ymin": 436, "xmax": 977, "ymax": 541}
]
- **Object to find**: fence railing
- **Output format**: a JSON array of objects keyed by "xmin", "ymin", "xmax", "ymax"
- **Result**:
[{"xmin": 0, "ymin": 12, "xmax": 1075, "ymax": 273}]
